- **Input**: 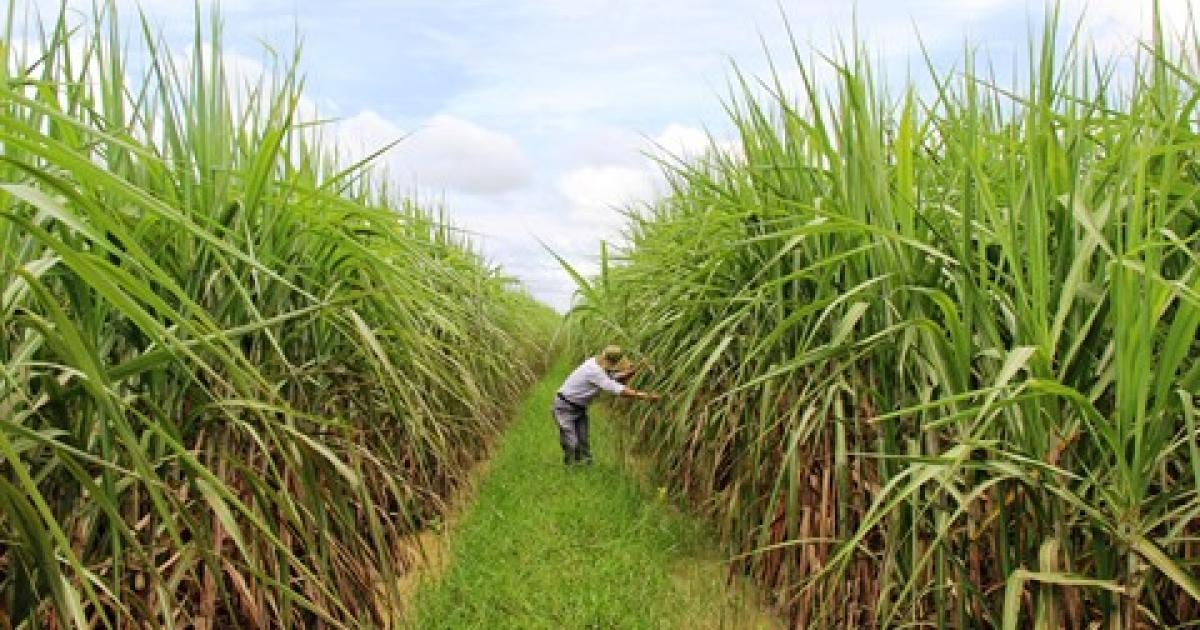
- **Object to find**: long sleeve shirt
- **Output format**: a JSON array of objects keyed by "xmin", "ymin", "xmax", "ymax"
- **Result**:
[{"xmin": 557, "ymin": 357, "xmax": 625, "ymax": 406}]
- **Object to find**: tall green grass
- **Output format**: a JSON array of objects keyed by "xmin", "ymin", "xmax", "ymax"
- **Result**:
[
  {"xmin": 568, "ymin": 8, "xmax": 1200, "ymax": 628},
  {"xmin": 1, "ymin": 1, "xmax": 555, "ymax": 626}
]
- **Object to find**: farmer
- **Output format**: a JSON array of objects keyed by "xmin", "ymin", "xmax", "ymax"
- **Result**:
[{"xmin": 553, "ymin": 345, "xmax": 659, "ymax": 465}]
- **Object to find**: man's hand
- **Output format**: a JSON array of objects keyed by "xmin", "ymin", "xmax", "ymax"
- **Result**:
[{"xmin": 620, "ymin": 387, "xmax": 661, "ymax": 401}]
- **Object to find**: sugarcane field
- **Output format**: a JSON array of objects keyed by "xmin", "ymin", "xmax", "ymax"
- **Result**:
[{"xmin": 2, "ymin": 0, "xmax": 1200, "ymax": 627}]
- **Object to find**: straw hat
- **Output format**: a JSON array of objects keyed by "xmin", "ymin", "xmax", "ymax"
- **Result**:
[{"xmin": 597, "ymin": 345, "xmax": 625, "ymax": 371}]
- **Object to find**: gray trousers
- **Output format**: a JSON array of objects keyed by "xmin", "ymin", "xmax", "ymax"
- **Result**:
[{"xmin": 552, "ymin": 396, "xmax": 591, "ymax": 464}]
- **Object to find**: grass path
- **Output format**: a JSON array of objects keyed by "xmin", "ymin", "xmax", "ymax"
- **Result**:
[{"xmin": 408, "ymin": 357, "xmax": 778, "ymax": 629}]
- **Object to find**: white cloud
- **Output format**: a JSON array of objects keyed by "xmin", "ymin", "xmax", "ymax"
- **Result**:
[
  {"xmin": 1056, "ymin": 0, "xmax": 1197, "ymax": 57},
  {"xmin": 512, "ymin": 120, "xmax": 731, "ymax": 309},
  {"xmin": 562, "ymin": 122, "xmax": 726, "ymax": 170},
  {"xmin": 335, "ymin": 110, "xmax": 407, "ymax": 159},
  {"xmin": 558, "ymin": 165, "xmax": 659, "ymax": 227},
  {"xmin": 651, "ymin": 123, "xmax": 714, "ymax": 160},
  {"xmin": 337, "ymin": 112, "xmax": 533, "ymax": 195},
  {"xmin": 430, "ymin": 188, "xmax": 599, "ymax": 311}
]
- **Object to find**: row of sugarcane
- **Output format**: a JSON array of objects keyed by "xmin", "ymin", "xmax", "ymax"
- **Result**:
[
  {"xmin": 567, "ymin": 8, "xmax": 1200, "ymax": 628},
  {"xmin": 0, "ymin": 2, "xmax": 556, "ymax": 627}
]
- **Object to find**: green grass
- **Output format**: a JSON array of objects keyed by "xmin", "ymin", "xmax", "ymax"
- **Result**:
[{"xmin": 411, "ymin": 356, "xmax": 775, "ymax": 629}]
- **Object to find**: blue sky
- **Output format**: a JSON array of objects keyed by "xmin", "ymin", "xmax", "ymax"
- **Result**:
[{"xmin": 21, "ymin": 0, "xmax": 1196, "ymax": 309}]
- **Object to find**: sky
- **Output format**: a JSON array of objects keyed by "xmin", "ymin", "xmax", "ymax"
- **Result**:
[{"xmin": 14, "ymin": 0, "xmax": 1198, "ymax": 310}]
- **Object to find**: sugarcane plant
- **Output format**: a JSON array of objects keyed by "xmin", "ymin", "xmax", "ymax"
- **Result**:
[
  {"xmin": 567, "ymin": 5, "xmax": 1200, "ymax": 627},
  {"xmin": 0, "ymin": 1, "xmax": 556, "ymax": 626}
]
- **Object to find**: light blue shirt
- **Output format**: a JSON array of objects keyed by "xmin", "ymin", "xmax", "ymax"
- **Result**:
[{"xmin": 558, "ymin": 357, "xmax": 625, "ymax": 405}]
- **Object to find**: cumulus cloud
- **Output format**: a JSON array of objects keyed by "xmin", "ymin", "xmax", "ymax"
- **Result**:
[
  {"xmin": 335, "ymin": 110, "xmax": 407, "ymax": 160},
  {"xmin": 558, "ymin": 165, "xmax": 659, "ymax": 226},
  {"xmin": 652, "ymin": 123, "xmax": 712, "ymax": 159},
  {"xmin": 1057, "ymin": 0, "xmax": 1196, "ymax": 56},
  {"xmin": 338, "ymin": 112, "xmax": 532, "ymax": 195},
  {"xmin": 563, "ymin": 123, "xmax": 724, "ymax": 169},
  {"xmin": 427, "ymin": 188, "xmax": 603, "ymax": 311},
  {"xmin": 549, "ymin": 121, "xmax": 726, "ymax": 246}
]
